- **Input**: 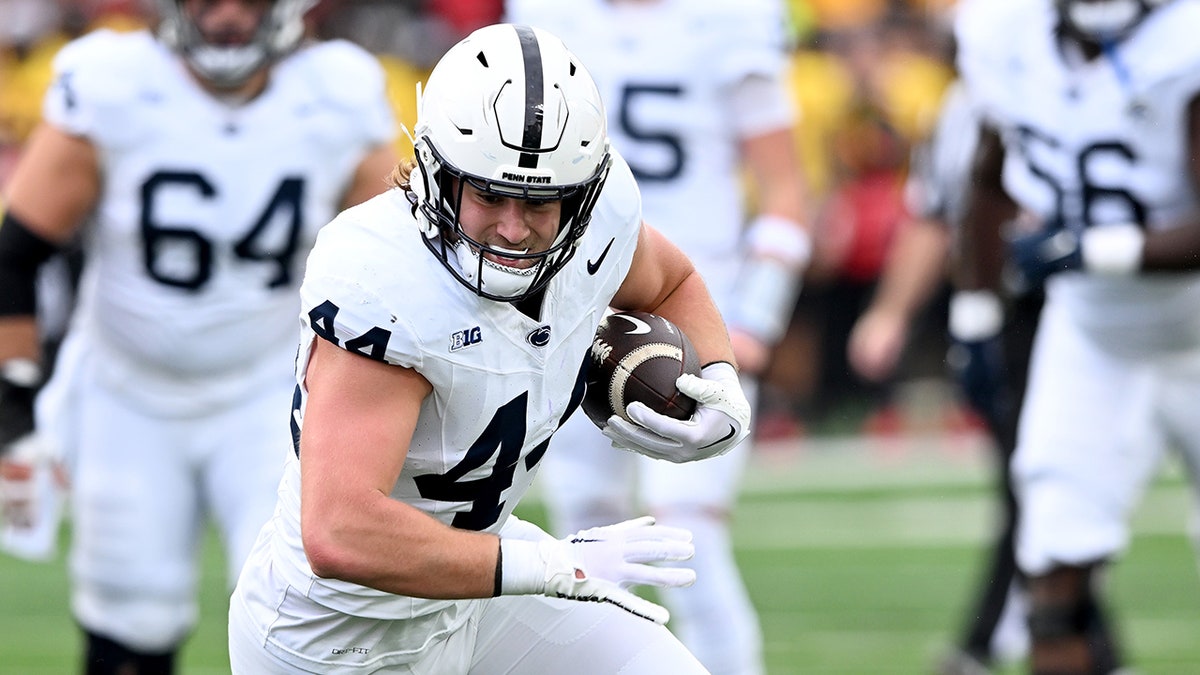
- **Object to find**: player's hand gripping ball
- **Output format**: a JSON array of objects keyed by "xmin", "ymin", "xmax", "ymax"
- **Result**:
[{"xmin": 582, "ymin": 311, "xmax": 702, "ymax": 429}]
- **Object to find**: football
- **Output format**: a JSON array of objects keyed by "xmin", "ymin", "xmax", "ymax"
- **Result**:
[{"xmin": 581, "ymin": 310, "xmax": 701, "ymax": 428}]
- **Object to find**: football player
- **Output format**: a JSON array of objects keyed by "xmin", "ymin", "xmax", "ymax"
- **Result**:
[
  {"xmin": 849, "ymin": 80, "xmax": 1038, "ymax": 675},
  {"xmin": 954, "ymin": 0, "xmax": 1200, "ymax": 671},
  {"xmin": 502, "ymin": 1, "xmax": 810, "ymax": 672},
  {"xmin": 0, "ymin": 0, "xmax": 397, "ymax": 672},
  {"xmin": 228, "ymin": 22, "xmax": 754, "ymax": 673}
]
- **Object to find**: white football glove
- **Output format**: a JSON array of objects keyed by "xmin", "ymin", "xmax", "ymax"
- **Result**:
[
  {"xmin": 1, "ymin": 433, "xmax": 65, "ymax": 561},
  {"xmin": 601, "ymin": 361, "xmax": 751, "ymax": 463},
  {"xmin": 499, "ymin": 516, "xmax": 695, "ymax": 624}
]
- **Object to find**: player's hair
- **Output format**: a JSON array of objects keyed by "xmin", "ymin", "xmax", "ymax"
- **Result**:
[{"xmin": 390, "ymin": 159, "xmax": 417, "ymax": 192}]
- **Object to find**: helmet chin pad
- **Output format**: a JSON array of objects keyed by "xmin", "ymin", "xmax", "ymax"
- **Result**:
[
  {"xmin": 454, "ymin": 240, "xmax": 541, "ymax": 298},
  {"xmin": 1061, "ymin": 0, "xmax": 1151, "ymax": 42},
  {"xmin": 186, "ymin": 43, "xmax": 268, "ymax": 88},
  {"xmin": 156, "ymin": 0, "xmax": 315, "ymax": 88}
]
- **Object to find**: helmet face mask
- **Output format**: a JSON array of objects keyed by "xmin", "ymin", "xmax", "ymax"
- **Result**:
[
  {"xmin": 411, "ymin": 23, "xmax": 612, "ymax": 302},
  {"xmin": 157, "ymin": 0, "xmax": 316, "ymax": 89},
  {"xmin": 1056, "ymin": 0, "xmax": 1166, "ymax": 43}
]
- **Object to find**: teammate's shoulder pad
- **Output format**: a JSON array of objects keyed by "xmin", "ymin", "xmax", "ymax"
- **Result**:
[
  {"xmin": 286, "ymin": 39, "xmax": 389, "ymax": 109},
  {"xmin": 1126, "ymin": 0, "xmax": 1200, "ymax": 86},
  {"xmin": 689, "ymin": 0, "xmax": 789, "ymax": 78},
  {"xmin": 954, "ymin": 0, "xmax": 1032, "ymax": 62},
  {"xmin": 53, "ymin": 28, "xmax": 147, "ymax": 69},
  {"xmin": 954, "ymin": 0, "xmax": 1042, "ymax": 116},
  {"xmin": 50, "ymin": 29, "xmax": 156, "ymax": 100}
]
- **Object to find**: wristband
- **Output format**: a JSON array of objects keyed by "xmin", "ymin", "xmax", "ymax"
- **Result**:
[
  {"xmin": 1, "ymin": 358, "xmax": 42, "ymax": 388},
  {"xmin": 1081, "ymin": 223, "xmax": 1143, "ymax": 275},
  {"xmin": 730, "ymin": 256, "xmax": 800, "ymax": 344},
  {"xmin": 948, "ymin": 290, "xmax": 1004, "ymax": 342},
  {"xmin": 498, "ymin": 538, "xmax": 547, "ymax": 596},
  {"xmin": 0, "ymin": 358, "xmax": 42, "ymax": 451},
  {"xmin": 744, "ymin": 214, "xmax": 813, "ymax": 269},
  {"xmin": 492, "ymin": 539, "xmax": 503, "ymax": 597}
]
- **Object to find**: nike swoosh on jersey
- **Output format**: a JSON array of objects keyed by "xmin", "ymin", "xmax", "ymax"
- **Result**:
[
  {"xmin": 699, "ymin": 424, "xmax": 737, "ymax": 450},
  {"xmin": 587, "ymin": 238, "xmax": 616, "ymax": 275}
]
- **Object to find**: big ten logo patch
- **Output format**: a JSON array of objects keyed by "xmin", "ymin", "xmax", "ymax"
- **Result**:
[{"xmin": 450, "ymin": 326, "xmax": 483, "ymax": 352}]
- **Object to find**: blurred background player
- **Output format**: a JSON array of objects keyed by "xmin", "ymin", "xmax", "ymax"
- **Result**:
[
  {"xmin": 0, "ymin": 0, "xmax": 396, "ymax": 672},
  {"xmin": 503, "ymin": 1, "xmax": 811, "ymax": 673},
  {"xmin": 955, "ymin": 0, "xmax": 1200, "ymax": 671},
  {"xmin": 847, "ymin": 79, "xmax": 1037, "ymax": 674}
]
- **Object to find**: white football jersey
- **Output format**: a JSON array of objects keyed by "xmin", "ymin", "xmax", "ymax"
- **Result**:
[
  {"xmin": 956, "ymin": 0, "xmax": 1200, "ymax": 356},
  {"xmin": 264, "ymin": 154, "xmax": 642, "ymax": 642},
  {"xmin": 44, "ymin": 30, "xmax": 395, "ymax": 414},
  {"xmin": 506, "ymin": 0, "xmax": 791, "ymax": 304}
]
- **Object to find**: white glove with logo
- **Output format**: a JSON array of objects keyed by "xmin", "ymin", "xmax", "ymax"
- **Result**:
[
  {"xmin": 602, "ymin": 361, "xmax": 752, "ymax": 463},
  {"xmin": 1, "ymin": 433, "xmax": 65, "ymax": 561},
  {"xmin": 0, "ymin": 358, "xmax": 64, "ymax": 561},
  {"xmin": 499, "ymin": 516, "xmax": 695, "ymax": 624}
]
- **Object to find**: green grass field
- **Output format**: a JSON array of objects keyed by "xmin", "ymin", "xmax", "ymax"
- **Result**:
[{"xmin": 2, "ymin": 433, "xmax": 1197, "ymax": 674}]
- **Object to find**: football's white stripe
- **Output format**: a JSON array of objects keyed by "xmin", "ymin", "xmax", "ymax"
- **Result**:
[
  {"xmin": 614, "ymin": 314, "xmax": 652, "ymax": 335},
  {"xmin": 610, "ymin": 343, "xmax": 683, "ymax": 420}
]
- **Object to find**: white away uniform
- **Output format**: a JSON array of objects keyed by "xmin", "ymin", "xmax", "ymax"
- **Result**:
[
  {"xmin": 505, "ymin": 1, "xmax": 791, "ymax": 673},
  {"xmin": 229, "ymin": 154, "xmax": 704, "ymax": 673},
  {"xmin": 956, "ymin": 0, "xmax": 1200, "ymax": 575},
  {"xmin": 37, "ymin": 29, "xmax": 393, "ymax": 650}
]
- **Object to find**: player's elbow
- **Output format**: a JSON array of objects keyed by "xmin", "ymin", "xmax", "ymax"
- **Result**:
[{"xmin": 302, "ymin": 522, "xmax": 358, "ymax": 580}]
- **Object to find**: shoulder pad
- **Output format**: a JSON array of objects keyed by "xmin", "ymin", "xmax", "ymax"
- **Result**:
[
  {"xmin": 596, "ymin": 151, "xmax": 642, "ymax": 233},
  {"xmin": 954, "ymin": 0, "xmax": 1044, "ymax": 126},
  {"xmin": 300, "ymin": 194, "xmax": 423, "ymax": 368},
  {"xmin": 276, "ymin": 39, "xmax": 395, "ymax": 147},
  {"xmin": 283, "ymin": 40, "xmax": 390, "ymax": 111},
  {"xmin": 45, "ymin": 30, "xmax": 161, "ymax": 136},
  {"xmin": 692, "ymin": 0, "xmax": 789, "ymax": 84},
  {"xmin": 1123, "ymin": 1, "xmax": 1200, "ymax": 90}
]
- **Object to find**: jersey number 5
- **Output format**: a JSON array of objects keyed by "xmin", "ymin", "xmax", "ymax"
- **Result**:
[
  {"xmin": 618, "ymin": 83, "xmax": 687, "ymax": 183},
  {"xmin": 140, "ymin": 171, "xmax": 305, "ymax": 291}
]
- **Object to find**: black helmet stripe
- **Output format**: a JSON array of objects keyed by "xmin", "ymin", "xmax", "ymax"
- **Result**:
[{"xmin": 514, "ymin": 24, "xmax": 544, "ymax": 169}]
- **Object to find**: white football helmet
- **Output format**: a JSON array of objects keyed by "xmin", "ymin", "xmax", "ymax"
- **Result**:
[
  {"xmin": 410, "ymin": 23, "xmax": 612, "ymax": 302},
  {"xmin": 1056, "ymin": 0, "xmax": 1169, "ymax": 43},
  {"xmin": 156, "ymin": 0, "xmax": 316, "ymax": 89}
]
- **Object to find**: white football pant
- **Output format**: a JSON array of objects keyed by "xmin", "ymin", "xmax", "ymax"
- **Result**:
[
  {"xmin": 1014, "ymin": 299, "xmax": 1200, "ymax": 576},
  {"xmin": 61, "ymin": 342, "xmax": 290, "ymax": 652},
  {"xmin": 229, "ymin": 555, "xmax": 707, "ymax": 674}
]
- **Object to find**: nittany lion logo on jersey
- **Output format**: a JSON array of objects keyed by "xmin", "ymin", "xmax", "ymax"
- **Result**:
[{"xmin": 527, "ymin": 325, "xmax": 552, "ymax": 347}]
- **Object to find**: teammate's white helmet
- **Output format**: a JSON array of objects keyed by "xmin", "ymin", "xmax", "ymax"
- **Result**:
[
  {"xmin": 1056, "ymin": 0, "xmax": 1169, "ymax": 43},
  {"xmin": 156, "ymin": 0, "xmax": 316, "ymax": 88},
  {"xmin": 410, "ymin": 23, "xmax": 612, "ymax": 302}
]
